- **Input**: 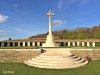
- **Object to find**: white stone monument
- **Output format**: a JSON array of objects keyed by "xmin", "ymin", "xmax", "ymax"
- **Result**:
[
  {"xmin": 24, "ymin": 10, "xmax": 88, "ymax": 69},
  {"xmin": 42, "ymin": 10, "xmax": 59, "ymax": 47}
]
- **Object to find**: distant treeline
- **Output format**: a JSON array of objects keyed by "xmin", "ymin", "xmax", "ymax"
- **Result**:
[{"xmin": 29, "ymin": 25, "xmax": 100, "ymax": 39}]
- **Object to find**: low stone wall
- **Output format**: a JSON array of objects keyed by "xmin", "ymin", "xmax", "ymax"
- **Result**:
[
  {"xmin": 0, "ymin": 49, "xmax": 41, "ymax": 62},
  {"xmin": 0, "ymin": 49, "xmax": 100, "ymax": 63},
  {"xmin": 71, "ymin": 49, "xmax": 100, "ymax": 60}
]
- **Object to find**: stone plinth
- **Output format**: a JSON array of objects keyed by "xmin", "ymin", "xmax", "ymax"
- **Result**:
[
  {"xmin": 24, "ymin": 48, "xmax": 88, "ymax": 69},
  {"xmin": 42, "ymin": 34, "xmax": 59, "ymax": 47}
]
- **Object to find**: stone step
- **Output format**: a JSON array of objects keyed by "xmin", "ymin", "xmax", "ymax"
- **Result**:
[
  {"xmin": 35, "ymin": 56, "xmax": 72, "ymax": 61},
  {"xmin": 39, "ymin": 55, "xmax": 79, "ymax": 60},
  {"xmin": 41, "ymin": 52, "xmax": 72, "ymax": 56},
  {"xmin": 26, "ymin": 60, "xmax": 76, "ymax": 67},
  {"xmin": 24, "ymin": 49, "xmax": 88, "ymax": 69},
  {"xmin": 72, "ymin": 57, "xmax": 81, "ymax": 61},
  {"xmin": 27, "ymin": 57, "xmax": 86, "ymax": 66},
  {"xmin": 24, "ymin": 60, "xmax": 88, "ymax": 69},
  {"xmin": 33, "ymin": 56, "xmax": 82, "ymax": 62},
  {"xmin": 39, "ymin": 54, "xmax": 74, "ymax": 58},
  {"xmin": 39, "ymin": 54, "xmax": 67, "ymax": 57},
  {"xmin": 31, "ymin": 58, "xmax": 73, "ymax": 63},
  {"xmin": 30, "ymin": 57, "xmax": 84, "ymax": 64},
  {"xmin": 69, "ymin": 55, "xmax": 78, "ymax": 59},
  {"xmin": 74, "ymin": 59, "xmax": 85, "ymax": 64},
  {"xmin": 41, "ymin": 53, "xmax": 72, "ymax": 56},
  {"xmin": 28, "ymin": 60, "xmax": 56, "ymax": 66}
]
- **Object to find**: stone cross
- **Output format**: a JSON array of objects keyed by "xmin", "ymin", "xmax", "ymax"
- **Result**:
[{"xmin": 47, "ymin": 10, "xmax": 54, "ymax": 35}]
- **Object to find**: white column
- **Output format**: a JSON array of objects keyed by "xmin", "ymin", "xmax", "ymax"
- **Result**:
[
  {"xmin": 87, "ymin": 42, "xmax": 90, "ymax": 47},
  {"xmin": 92, "ymin": 42, "xmax": 95, "ymax": 47},
  {"xmin": 73, "ymin": 42, "xmax": 75, "ymax": 46},
  {"xmin": 13, "ymin": 42, "xmax": 15, "ymax": 46},
  {"xmin": 18, "ymin": 42, "xmax": 20, "ymax": 46},
  {"xmin": 82, "ymin": 42, "xmax": 85, "ymax": 46},
  {"xmin": 68, "ymin": 42, "xmax": 70, "ymax": 46},
  {"xmin": 28, "ymin": 42, "xmax": 30, "ymax": 46},
  {"xmin": 1, "ymin": 42, "xmax": 4, "ymax": 47},
  {"xmin": 77, "ymin": 42, "xmax": 80, "ymax": 46},
  {"xmin": 23, "ymin": 42, "xmax": 25, "ymax": 46},
  {"xmin": 37, "ymin": 42, "xmax": 40, "ymax": 46},
  {"xmin": 7, "ymin": 42, "xmax": 10, "ymax": 46},
  {"xmin": 47, "ymin": 10, "xmax": 54, "ymax": 35},
  {"xmin": 32, "ymin": 42, "xmax": 35, "ymax": 46}
]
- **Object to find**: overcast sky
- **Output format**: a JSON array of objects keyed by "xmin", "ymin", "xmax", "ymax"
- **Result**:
[{"xmin": 0, "ymin": 0, "xmax": 100, "ymax": 40}]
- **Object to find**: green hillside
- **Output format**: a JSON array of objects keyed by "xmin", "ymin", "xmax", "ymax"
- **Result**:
[{"xmin": 29, "ymin": 25, "xmax": 100, "ymax": 39}]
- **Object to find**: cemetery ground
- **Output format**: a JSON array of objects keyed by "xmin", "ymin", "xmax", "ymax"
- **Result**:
[{"xmin": 0, "ymin": 60, "xmax": 100, "ymax": 75}]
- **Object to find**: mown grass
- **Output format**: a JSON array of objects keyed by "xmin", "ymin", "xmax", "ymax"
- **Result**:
[{"xmin": 0, "ymin": 60, "xmax": 100, "ymax": 75}]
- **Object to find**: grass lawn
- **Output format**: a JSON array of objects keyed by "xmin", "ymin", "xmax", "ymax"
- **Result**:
[{"xmin": 0, "ymin": 60, "xmax": 100, "ymax": 75}]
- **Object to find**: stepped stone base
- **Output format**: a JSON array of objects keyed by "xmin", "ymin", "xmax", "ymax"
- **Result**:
[{"xmin": 24, "ymin": 48, "xmax": 88, "ymax": 69}]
